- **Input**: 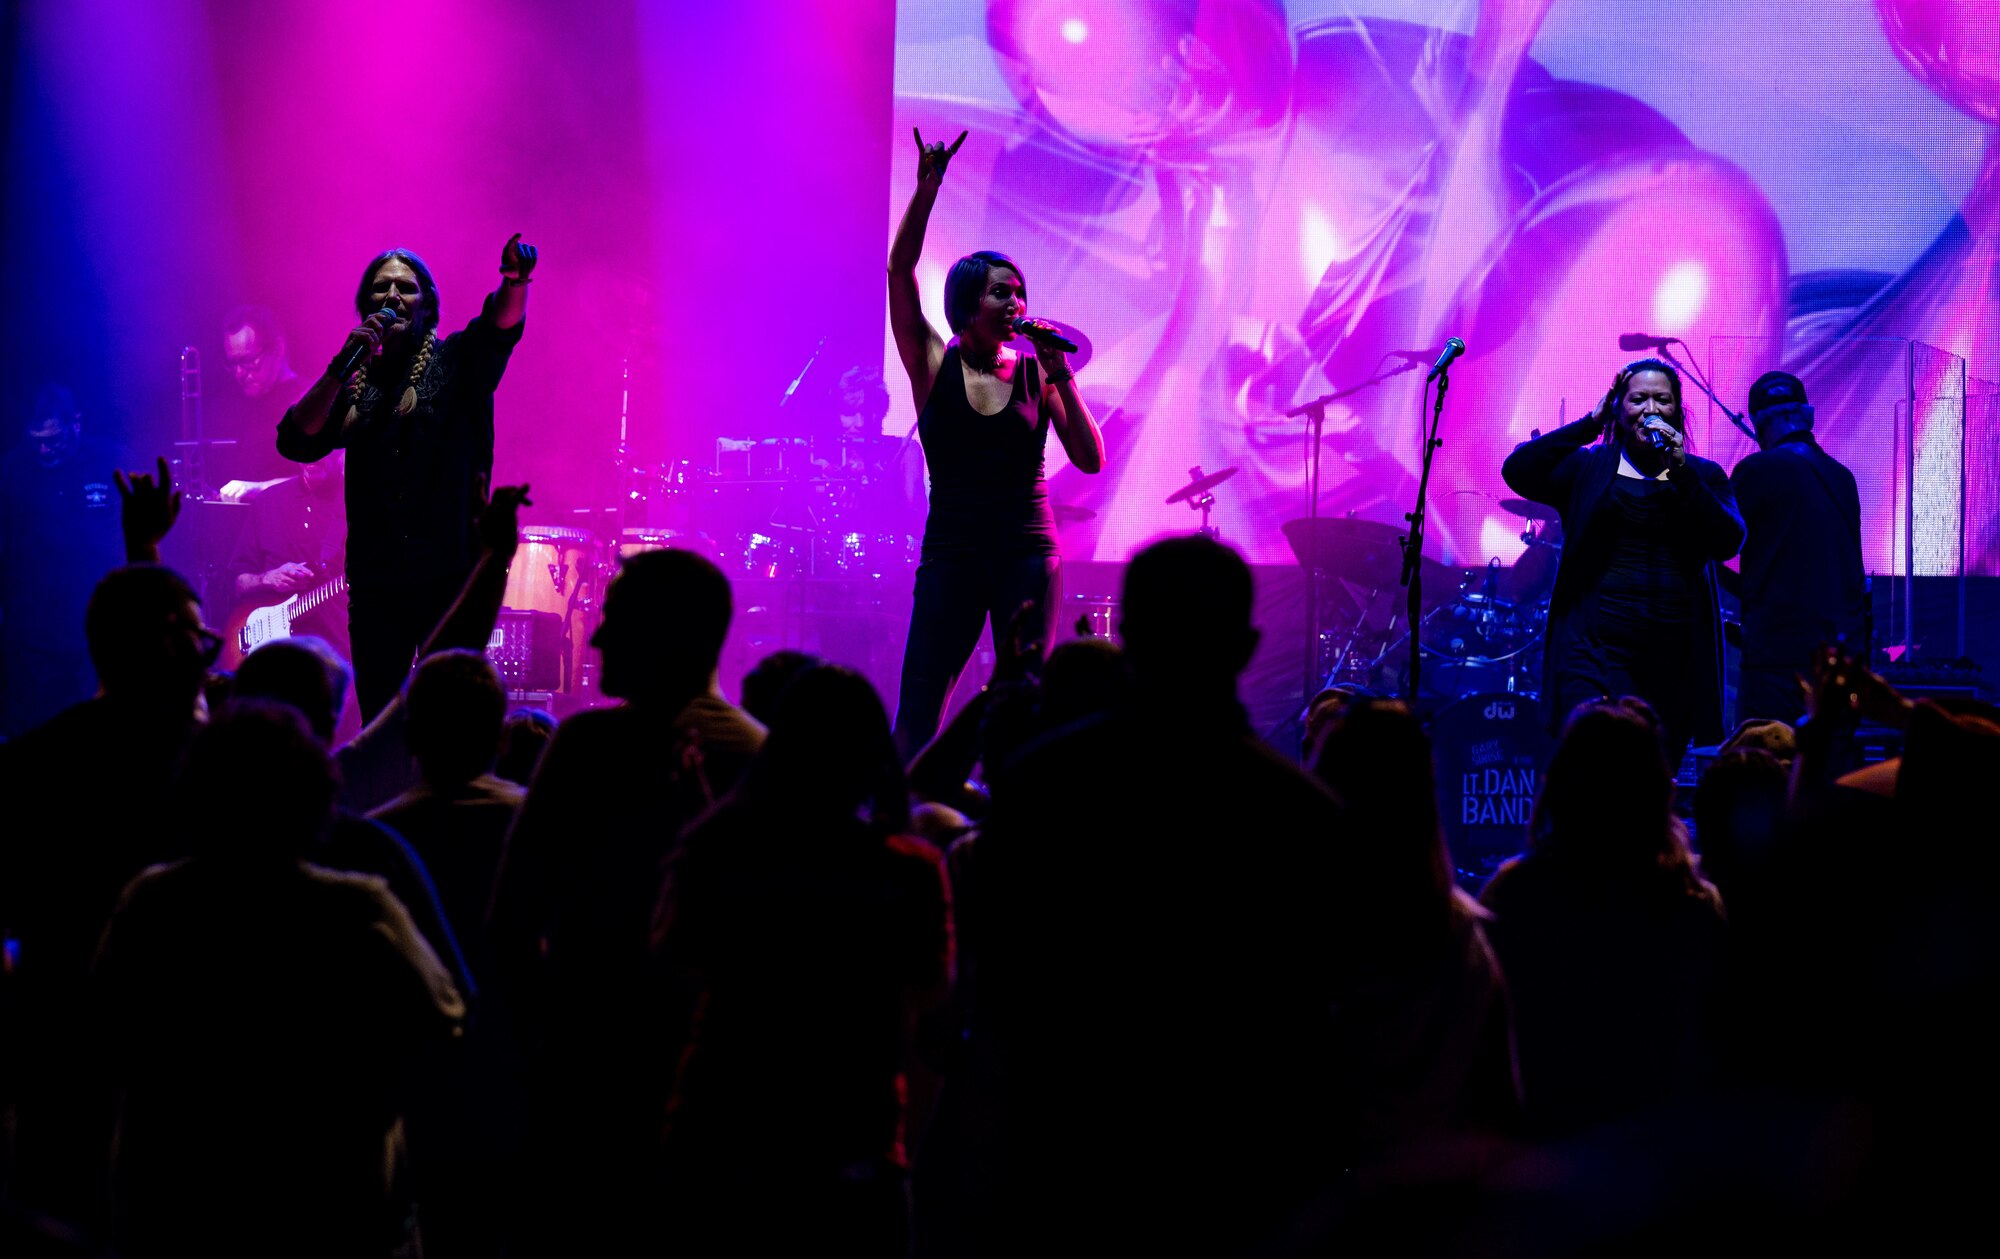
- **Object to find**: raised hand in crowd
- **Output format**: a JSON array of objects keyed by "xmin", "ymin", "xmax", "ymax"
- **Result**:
[
  {"xmin": 477, "ymin": 482, "xmax": 531, "ymax": 564},
  {"xmin": 114, "ymin": 456, "xmax": 182, "ymax": 564}
]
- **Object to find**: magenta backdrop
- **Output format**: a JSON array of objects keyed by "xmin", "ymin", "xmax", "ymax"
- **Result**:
[{"xmin": 2, "ymin": 0, "xmax": 897, "ymax": 519}]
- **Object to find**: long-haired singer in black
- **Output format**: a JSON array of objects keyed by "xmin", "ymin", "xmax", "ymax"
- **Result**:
[
  {"xmin": 886, "ymin": 129, "xmax": 1105, "ymax": 757},
  {"xmin": 1501, "ymin": 358, "xmax": 1744, "ymax": 765}
]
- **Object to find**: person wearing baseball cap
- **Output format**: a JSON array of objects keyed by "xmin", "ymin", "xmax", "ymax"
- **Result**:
[{"xmin": 1728, "ymin": 371, "xmax": 1867, "ymax": 724}]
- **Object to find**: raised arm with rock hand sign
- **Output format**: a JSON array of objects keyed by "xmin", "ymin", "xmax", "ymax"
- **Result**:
[{"xmin": 914, "ymin": 127, "xmax": 967, "ymax": 191}]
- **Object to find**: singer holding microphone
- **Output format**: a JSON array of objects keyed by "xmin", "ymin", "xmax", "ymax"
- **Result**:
[
  {"xmin": 887, "ymin": 128, "xmax": 1105, "ymax": 757},
  {"xmin": 278, "ymin": 234, "xmax": 537, "ymax": 720},
  {"xmin": 1501, "ymin": 358, "xmax": 1743, "ymax": 765}
]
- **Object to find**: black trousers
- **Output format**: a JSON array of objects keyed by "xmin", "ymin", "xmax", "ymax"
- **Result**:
[
  {"xmin": 894, "ymin": 550, "xmax": 1061, "ymax": 759},
  {"xmin": 1554, "ymin": 592, "xmax": 1706, "ymax": 767},
  {"xmin": 348, "ymin": 579, "xmax": 462, "ymax": 723}
]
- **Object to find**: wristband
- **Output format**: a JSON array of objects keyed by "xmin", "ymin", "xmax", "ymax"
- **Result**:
[
  {"xmin": 501, "ymin": 274, "xmax": 533, "ymax": 286},
  {"xmin": 1046, "ymin": 368, "xmax": 1074, "ymax": 386}
]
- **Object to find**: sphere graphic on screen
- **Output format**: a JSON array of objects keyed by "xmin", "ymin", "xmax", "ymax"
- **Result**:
[
  {"xmin": 986, "ymin": 0, "xmax": 1293, "ymax": 155},
  {"xmin": 1877, "ymin": 0, "xmax": 2000, "ymax": 122}
]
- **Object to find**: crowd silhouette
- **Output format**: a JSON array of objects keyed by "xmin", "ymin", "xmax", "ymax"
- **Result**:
[{"xmin": 3, "ymin": 458, "xmax": 1999, "ymax": 1257}]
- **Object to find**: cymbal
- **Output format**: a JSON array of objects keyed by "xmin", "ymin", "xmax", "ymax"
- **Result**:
[
  {"xmin": 1281, "ymin": 516, "xmax": 1454, "ymax": 598},
  {"xmin": 1499, "ymin": 497, "xmax": 1560, "ymax": 523},
  {"xmin": 1053, "ymin": 502, "xmax": 1097, "ymax": 523},
  {"xmin": 1165, "ymin": 465, "xmax": 1239, "ymax": 504}
]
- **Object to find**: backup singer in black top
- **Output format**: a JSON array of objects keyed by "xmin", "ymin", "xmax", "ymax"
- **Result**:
[
  {"xmin": 1502, "ymin": 360, "xmax": 1743, "ymax": 765},
  {"xmin": 279, "ymin": 234, "xmax": 536, "ymax": 720},
  {"xmin": 888, "ymin": 129, "xmax": 1105, "ymax": 758}
]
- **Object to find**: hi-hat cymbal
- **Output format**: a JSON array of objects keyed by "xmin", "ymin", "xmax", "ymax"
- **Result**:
[
  {"xmin": 1500, "ymin": 497, "xmax": 1560, "ymax": 523},
  {"xmin": 1165, "ymin": 465, "xmax": 1239, "ymax": 504},
  {"xmin": 1053, "ymin": 502, "xmax": 1097, "ymax": 523}
]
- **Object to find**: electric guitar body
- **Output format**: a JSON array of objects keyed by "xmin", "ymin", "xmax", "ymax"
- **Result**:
[{"xmin": 221, "ymin": 574, "xmax": 349, "ymax": 670}]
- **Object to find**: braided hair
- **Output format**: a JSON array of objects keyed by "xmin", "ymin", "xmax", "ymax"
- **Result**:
[{"xmin": 342, "ymin": 329, "xmax": 435, "ymax": 428}]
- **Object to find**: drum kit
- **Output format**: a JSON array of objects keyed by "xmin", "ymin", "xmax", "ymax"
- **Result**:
[
  {"xmin": 1285, "ymin": 494, "xmax": 1565, "ymax": 702},
  {"xmin": 497, "ymin": 436, "xmax": 929, "ymax": 697}
]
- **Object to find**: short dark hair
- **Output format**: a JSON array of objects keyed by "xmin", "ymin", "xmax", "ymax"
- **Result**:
[
  {"xmin": 181, "ymin": 700, "xmax": 338, "ymax": 857},
  {"xmin": 85, "ymin": 564, "xmax": 201, "ymax": 691},
  {"xmin": 221, "ymin": 304, "xmax": 282, "ymax": 347},
  {"xmin": 354, "ymin": 248, "xmax": 442, "ymax": 334},
  {"xmin": 614, "ymin": 547, "xmax": 733, "ymax": 672},
  {"xmin": 1121, "ymin": 535, "xmax": 1255, "ymax": 668},
  {"xmin": 943, "ymin": 250, "xmax": 1024, "ymax": 334},
  {"xmin": 232, "ymin": 637, "xmax": 352, "ymax": 744},
  {"xmin": 739, "ymin": 649, "xmax": 824, "ymax": 728},
  {"xmin": 404, "ymin": 649, "xmax": 508, "ymax": 785},
  {"xmin": 495, "ymin": 707, "xmax": 558, "ymax": 786}
]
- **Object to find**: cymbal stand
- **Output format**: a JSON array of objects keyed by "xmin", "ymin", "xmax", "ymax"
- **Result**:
[
  {"xmin": 1185, "ymin": 485, "xmax": 1220, "ymax": 538},
  {"xmin": 1282, "ymin": 358, "xmax": 1421, "ymax": 712}
]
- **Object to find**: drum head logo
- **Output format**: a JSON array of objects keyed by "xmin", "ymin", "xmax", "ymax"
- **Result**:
[
  {"xmin": 1483, "ymin": 699, "xmax": 1516, "ymax": 721},
  {"xmin": 83, "ymin": 480, "xmax": 112, "ymax": 508}
]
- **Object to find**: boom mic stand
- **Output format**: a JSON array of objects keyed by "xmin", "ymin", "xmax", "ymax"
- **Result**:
[
  {"xmin": 1401, "ymin": 364, "xmax": 1451, "ymax": 704},
  {"xmin": 1282, "ymin": 358, "xmax": 1423, "ymax": 715},
  {"xmin": 1656, "ymin": 338, "xmax": 1755, "ymax": 444}
]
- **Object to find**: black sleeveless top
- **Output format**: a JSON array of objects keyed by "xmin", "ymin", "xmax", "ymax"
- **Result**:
[{"xmin": 917, "ymin": 344, "xmax": 1058, "ymax": 558}]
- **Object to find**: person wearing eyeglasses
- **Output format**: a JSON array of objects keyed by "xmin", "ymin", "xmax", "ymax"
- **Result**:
[{"xmin": 214, "ymin": 305, "xmax": 305, "ymax": 501}]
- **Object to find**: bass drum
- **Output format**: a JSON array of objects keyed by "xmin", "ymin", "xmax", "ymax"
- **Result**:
[{"xmin": 1429, "ymin": 691, "xmax": 1554, "ymax": 889}]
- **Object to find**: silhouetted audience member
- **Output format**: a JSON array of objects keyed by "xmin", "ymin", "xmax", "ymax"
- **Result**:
[
  {"xmin": 1034, "ymin": 635, "xmax": 1128, "ymax": 733},
  {"xmin": 0, "ymin": 563, "xmax": 216, "ymax": 1231},
  {"xmin": 1478, "ymin": 700, "xmax": 1727, "ymax": 1137},
  {"xmin": 1310, "ymin": 699, "xmax": 1521, "ymax": 1161},
  {"xmin": 958, "ymin": 536, "xmax": 1348, "ymax": 1254},
  {"xmin": 493, "ymin": 706, "xmax": 557, "ymax": 787},
  {"xmin": 329, "ymin": 485, "xmax": 532, "ymax": 815},
  {"xmin": 1732, "ymin": 655, "xmax": 2000, "ymax": 1249},
  {"xmin": 486, "ymin": 547, "xmax": 764, "ymax": 1252},
  {"xmin": 366, "ymin": 649, "xmax": 522, "ymax": 1259},
  {"xmin": 1691, "ymin": 747, "xmax": 1788, "ymax": 908},
  {"xmin": 738, "ymin": 648, "xmax": 824, "ymax": 727},
  {"xmin": 232, "ymin": 638, "xmax": 473, "ymax": 999},
  {"xmin": 370, "ymin": 649, "xmax": 522, "ymax": 969},
  {"xmin": 92, "ymin": 702, "xmax": 463, "ymax": 1258},
  {"xmin": 655, "ymin": 665, "xmax": 948, "ymax": 1253}
]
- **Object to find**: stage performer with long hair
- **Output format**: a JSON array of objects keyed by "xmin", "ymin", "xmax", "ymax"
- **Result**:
[
  {"xmin": 1501, "ymin": 359, "xmax": 1743, "ymax": 765},
  {"xmin": 888, "ymin": 129, "xmax": 1105, "ymax": 757},
  {"xmin": 279, "ymin": 234, "xmax": 537, "ymax": 721}
]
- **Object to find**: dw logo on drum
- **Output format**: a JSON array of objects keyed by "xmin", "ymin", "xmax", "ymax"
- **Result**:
[{"xmin": 1483, "ymin": 699, "xmax": 1517, "ymax": 722}]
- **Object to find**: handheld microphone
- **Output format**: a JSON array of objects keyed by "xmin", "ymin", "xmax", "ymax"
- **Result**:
[
  {"xmin": 335, "ymin": 307, "xmax": 401, "ymax": 377},
  {"xmin": 1426, "ymin": 336, "xmax": 1466, "ymax": 381},
  {"xmin": 1010, "ymin": 317, "xmax": 1079, "ymax": 355},
  {"xmin": 1640, "ymin": 417, "xmax": 1678, "ymax": 456},
  {"xmin": 1619, "ymin": 332, "xmax": 1676, "ymax": 352}
]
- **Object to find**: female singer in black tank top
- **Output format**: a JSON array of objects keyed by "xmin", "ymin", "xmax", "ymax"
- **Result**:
[{"xmin": 887, "ymin": 130, "xmax": 1106, "ymax": 757}]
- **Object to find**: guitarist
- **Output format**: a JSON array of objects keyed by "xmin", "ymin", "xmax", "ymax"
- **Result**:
[{"xmin": 226, "ymin": 451, "xmax": 349, "ymax": 661}]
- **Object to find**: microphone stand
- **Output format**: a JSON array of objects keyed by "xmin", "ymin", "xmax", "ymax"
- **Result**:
[
  {"xmin": 1657, "ymin": 339, "xmax": 1756, "ymax": 444},
  {"xmin": 1401, "ymin": 366, "xmax": 1451, "ymax": 704},
  {"xmin": 1281, "ymin": 358, "xmax": 1422, "ymax": 716}
]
